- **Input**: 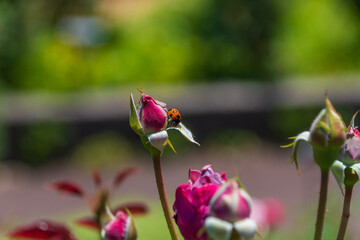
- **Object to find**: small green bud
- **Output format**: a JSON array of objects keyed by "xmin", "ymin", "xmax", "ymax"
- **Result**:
[
  {"xmin": 344, "ymin": 167, "xmax": 359, "ymax": 187},
  {"xmin": 309, "ymin": 95, "xmax": 346, "ymax": 169}
]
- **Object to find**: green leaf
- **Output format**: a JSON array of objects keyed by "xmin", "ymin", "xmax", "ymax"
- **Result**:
[
  {"xmin": 168, "ymin": 122, "xmax": 200, "ymax": 146},
  {"xmin": 205, "ymin": 217, "xmax": 233, "ymax": 240},
  {"xmin": 129, "ymin": 94, "xmax": 144, "ymax": 136}
]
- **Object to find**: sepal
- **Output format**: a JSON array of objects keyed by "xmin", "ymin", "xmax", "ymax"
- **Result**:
[{"xmin": 281, "ymin": 131, "xmax": 310, "ymax": 175}]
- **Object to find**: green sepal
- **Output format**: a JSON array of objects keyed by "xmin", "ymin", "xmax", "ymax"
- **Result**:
[
  {"xmin": 233, "ymin": 218, "xmax": 257, "ymax": 240},
  {"xmin": 130, "ymin": 94, "xmax": 144, "ymax": 136},
  {"xmin": 331, "ymin": 160, "xmax": 346, "ymax": 192},
  {"xmin": 281, "ymin": 131, "xmax": 310, "ymax": 175},
  {"xmin": 168, "ymin": 122, "xmax": 200, "ymax": 146},
  {"xmin": 205, "ymin": 217, "xmax": 233, "ymax": 240},
  {"xmin": 140, "ymin": 135, "xmax": 161, "ymax": 157}
]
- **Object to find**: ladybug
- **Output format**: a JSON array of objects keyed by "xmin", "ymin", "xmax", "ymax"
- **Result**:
[{"xmin": 167, "ymin": 108, "xmax": 181, "ymax": 126}]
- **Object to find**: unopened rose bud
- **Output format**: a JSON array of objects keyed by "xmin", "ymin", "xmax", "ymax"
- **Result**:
[
  {"xmin": 205, "ymin": 181, "xmax": 257, "ymax": 240},
  {"xmin": 173, "ymin": 165, "xmax": 227, "ymax": 240},
  {"xmin": 130, "ymin": 91, "xmax": 199, "ymax": 155},
  {"xmin": 309, "ymin": 96, "xmax": 346, "ymax": 169},
  {"xmin": 309, "ymin": 96, "xmax": 346, "ymax": 150},
  {"xmin": 210, "ymin": 181, "xmax": 251, "ymax": 223},
  {"xmin": 102, "ymin": 211, "xmax": 137, "ymax": 240}
]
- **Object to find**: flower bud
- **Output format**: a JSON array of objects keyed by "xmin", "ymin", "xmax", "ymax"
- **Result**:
[
  {"xmin": 344, "ymin": 167, "xmax": 359, "ymax": 187},
  {"xmin": 130, "ymin": 91, "xmax": 199, "ymax": 155},
  {"xmin": 173, "ymin": 165, "xmax": 227, "ymax": 240},
  {"xmin": 309, "ymin": 96, "xmax": 346, "ymax": 169},
  {"xmin": 205, "ymin": 181, "xmax": 257, "ymax": 240},
  {"xmin": 102, "ymin": 211, "xmax": 137, "ymax": 240},
  {"xmin": 210, "ymin": 181, "xmax": 251, "ymax": 223},
  {"xmin": 309, "ymin": 96, "xmax": 346, "ymax": 150}
]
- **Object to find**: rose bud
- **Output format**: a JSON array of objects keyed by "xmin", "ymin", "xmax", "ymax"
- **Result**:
[
  {"xmin": 102, "ymin": 210, "xmax": 137, "ymax": 240},
  {"xmin": 331, "ymin": 112, "xmax": 360, "ymax": 188},
  {"xmin": 284, "ymin": 95, "xmax": 346, "ymax": 173},
  {"xmin": 309, "ymin": 95, "xmax": 346, "ymax": 169},
  {"xmin": 130, "ymin": 90, "xmax": 199, "ymax": 155},
  {"xmin": 205, "ymin": 181, "xmax": 257, "ymax": 240},
  {"xmin": 173, "ymin": 165, "xmax": 227, "ymax": 240},
  {"xmin": 210, "ymin": 181, "xmax": 251, "ymax": 223}
]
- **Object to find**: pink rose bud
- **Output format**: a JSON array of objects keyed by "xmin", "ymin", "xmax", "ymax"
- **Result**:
[
  {"xmin": 138, "ymin": 94, "xmax": 168, "ymax": 134},
  {"xmin": 130, "ymin": 91, "xmax": 199, "ymax": 154},
  {"xmin": 210, "ymin": 181, "xmax": 251, "ymax": 223},
  {"xmin": 205, "ymin": 181, "xmax": 257, "ymax": 240},
  {"xmin": 173, "ymin": 165, "xmax": 227, "ymax": 240},
  {"xmin": 102, "ymin": 211, "xmax": 137, "ymax": 240}
]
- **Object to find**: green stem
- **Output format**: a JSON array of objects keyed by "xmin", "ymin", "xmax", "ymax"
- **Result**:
[
  {"xmin": 336, "ymin": 185, "xmax": 354, "ymax": 240},
  {"xmin": 314, "ymin": 169, "xmax": 329, "ymax": 240},
  {"xmin": 152, "ymin": 154, "xmax": 180, "ymax": 240}
]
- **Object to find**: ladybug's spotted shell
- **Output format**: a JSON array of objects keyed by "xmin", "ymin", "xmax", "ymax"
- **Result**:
[{"xmin": 168, "ymin": 108, "xmax": 181, "ymax": 121}]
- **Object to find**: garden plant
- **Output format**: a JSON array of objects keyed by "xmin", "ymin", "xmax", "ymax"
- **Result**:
[{"xmin": 5, "ymin": 90, "xmax": 360, "ymax": 240}]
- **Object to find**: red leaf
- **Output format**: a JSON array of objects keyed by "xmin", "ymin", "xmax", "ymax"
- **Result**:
[
  {"xmin": 75, "ymin": 217, "xmax": 100, "ymax": 230},
  {"xmin": 91, "ymin": 170, "xmax": 102, "ymax": 187},
  {"xmin": 48, "ymin": 181, "xmax": 84, "ymax": 197},
  {"xmin": 8, "ymin": 220, "xmax": 77, "ymax": 240},
  {"xmin": 113, "ymin": 203, "xmax": 148, "ymax": 215},
  {"xmin": 112, "ymin": 167, "xmax": 138, "ymax": 188}
]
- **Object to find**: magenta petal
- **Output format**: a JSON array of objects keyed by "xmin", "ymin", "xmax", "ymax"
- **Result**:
[
  {"xmin": 8, "ymin": 220, "xmax": 77, "ymax": 240},
  {"xmin": 189, "ymin": 169, "xmax": 201, "ymax": 184},
  {"xmin": 140, "ymin": 94, "xmax": 167, "ymax": 134},
  {"xmin": 103, "ymin": 211, "xmax": 128, "ymax": 240}
]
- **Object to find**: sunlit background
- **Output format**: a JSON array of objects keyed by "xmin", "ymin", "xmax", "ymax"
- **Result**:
[{"xmin": 1, "ymin": 0, "xmax": 360, "ymax": 239}]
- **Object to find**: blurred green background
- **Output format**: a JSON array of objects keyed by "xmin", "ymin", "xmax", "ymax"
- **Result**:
[{"xmin": 1, "ymin": 0, "xmax": 360, "ymax": 239}]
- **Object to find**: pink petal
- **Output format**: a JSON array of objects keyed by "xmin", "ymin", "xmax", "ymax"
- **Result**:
[
  {"xmin": 140, "ymin": 94, "xmax": 167, "ymax": 134},
  {"xmin": 188, "ymin": 169, "xmax": 201, "ymax": 184}
]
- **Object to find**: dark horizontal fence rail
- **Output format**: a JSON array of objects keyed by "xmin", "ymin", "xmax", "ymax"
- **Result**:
[{"xmin": 1, "ymin": 76, "xmax": 360, "ymax": 125}]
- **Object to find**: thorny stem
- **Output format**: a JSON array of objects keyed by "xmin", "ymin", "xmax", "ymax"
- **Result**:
[
  {"xmin": 336, "ymin": 185, "xmax": 354, "ymax": 240},
  {"xmin": 152, "ymin": 153, "xmax": 180, "ymax": 240},
  {"xmin": 314, "ymin": 169, "xmax": 329, "ymax": 240}
]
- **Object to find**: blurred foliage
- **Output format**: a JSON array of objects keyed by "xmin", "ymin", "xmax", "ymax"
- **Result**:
[
  {"xmin": 204, "ymin": 129, "xmax": 261, "ymax": 152},
  {"xmin": 71, "ymin": 132, "xmax": 135, "ymax": 169},
  {"xmin": 270, "ymin": 105, "xmax": 355, "ymax": 142},
  {"xmin": 19, "ymin": 122, "xmax": 68, "ymax": 166},
  {"xmin": 1, "ymin": 0, "xmax": 275, "ymax": 91},
  {"xmin": 273, "ymin": 0, "xmax": 360, "ymax": 75},
  {"xmin": 1, "ymin": 0, "xmax": 360, "ymax": 90}
]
